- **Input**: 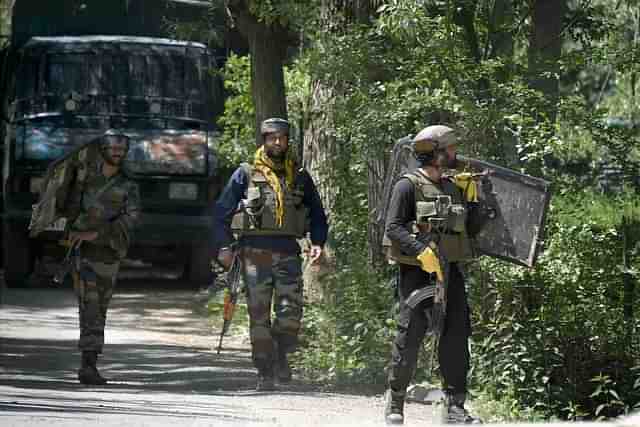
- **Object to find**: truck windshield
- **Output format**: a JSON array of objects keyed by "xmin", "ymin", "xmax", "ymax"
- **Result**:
[
  {"xmin": 17, "ymin": 49, "xmax": 208, "ymax": 102},
  {"xmin": 16, "ymin": 116, "xmax": 210, "ymax": 176}
]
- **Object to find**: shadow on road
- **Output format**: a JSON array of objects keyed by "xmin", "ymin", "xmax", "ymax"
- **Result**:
[
  {"xmin": 0, "ymin": 337, "xmax": 260, "ymax": 394},
  {"xmin": 0, "ymin": 284, "xmax": 371, "ymax": 406}
]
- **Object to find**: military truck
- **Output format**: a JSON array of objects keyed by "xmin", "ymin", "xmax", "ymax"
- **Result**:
[{"xmin": 1, "ymin": 0, "xmax": 224, "ymax": 287}]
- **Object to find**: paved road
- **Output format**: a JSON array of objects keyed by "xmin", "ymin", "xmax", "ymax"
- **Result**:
[
  {"xmin": 0, "ymin": 278, "xmax": 436, "ymax": 426},
  {"xmin": 3, "ymin": 278, "xmax": 638, "ymax": 427}
]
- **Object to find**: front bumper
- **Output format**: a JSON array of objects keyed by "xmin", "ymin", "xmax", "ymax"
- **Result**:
[
  {"xmin": 133, "ymin": 212, "xmax": 212, "ymax": 245},
  {"xmin": 3, "ymin": 210, "xmax": 213, "ymax": 246}
]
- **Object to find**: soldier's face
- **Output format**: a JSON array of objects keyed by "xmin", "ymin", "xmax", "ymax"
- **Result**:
[
  {"xmin": 264, "ymin": 132, "xmax": 289, "ymax": 160},
  {"xmin": 103, "ymin": 138, "xmax": 129, "ymax": 166}
]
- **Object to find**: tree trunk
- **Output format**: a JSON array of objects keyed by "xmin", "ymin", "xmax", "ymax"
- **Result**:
[
  {"xmin": 367, "ymin": 151, "xmax": 387, "ymax": 266},
  {"xmin": 303, "ymin": 81, "xmax": 338, "ymax": 216},
  {"xmin": 453, "ymin": 0, "xmax": 480, "ymax": 62},
  {"xmin": 301, "ymin": 82, "xmax": 339, "ymax": 304},
  {"xmin": 528, "ymin": 0, "xmax": 567, "ymax": 121},
  {"xmin": 227, "ymin": 1, "xmax": 289, "ymax": 143},
  {"xmin": 489, "ymin": 0, "xmax": 514, "ymax": 62},
  {"xmin": 622, "ymin": 217, "xmax": 636, "ymax": 329}
]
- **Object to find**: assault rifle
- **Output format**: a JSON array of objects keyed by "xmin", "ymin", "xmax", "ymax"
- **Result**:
[
  {"xmin": 216, "ymin": 249, "xmax": 242, "ymax": 354},
  {"xmin": 405, "ymin": 194, "xmax": 454, "ymax": 335},
  {"xmin": 53, "ymin": 240, "xmax": 82, "ymax": 285}
]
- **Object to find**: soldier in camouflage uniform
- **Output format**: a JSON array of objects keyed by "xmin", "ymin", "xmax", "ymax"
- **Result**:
[
  {"xmin": 61, "ymin": 130, "xmax": 140, "ymax": 385},
  {"xmin": 214, "ymin": 118, "xmax": 328, "ymax": 391}
]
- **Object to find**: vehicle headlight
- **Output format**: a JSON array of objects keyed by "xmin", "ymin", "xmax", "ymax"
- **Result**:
[
  {"xmin": 30, "ymin": 177, "xmax": 44, "ymax": 194},
  {"xmin": 150, "ymin": 102, "xmax": 162, "ymax": 114},
  {"xmin": 65, "ymin": 99, "xmax": 78, "ymax": 112},
  {"xmin": 169, "ymin": 182, "xmax": 198, "ymax": 200}
]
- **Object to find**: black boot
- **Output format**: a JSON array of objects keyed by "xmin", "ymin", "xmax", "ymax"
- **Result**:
[
  {"xmin": 255, "ymin": 357, "xmax": 275, "ymax": 391},
  {"xmin": 384, "ymin": 389, "xmax": 405, "ymax": 425},
  {"xmin": 256, "ymin": 366, "xmax": 275, "ymax": 392},
  {"xmin": 443, "ymin": 393, "xmax": 482, "ymax": 424},
  {"xmin": 78, "ymin": 351, "xmax": 107, "ymax": 386},
  {"xmin": 273, "ymin": 340, "xmax": 292, "ymax": 383}
]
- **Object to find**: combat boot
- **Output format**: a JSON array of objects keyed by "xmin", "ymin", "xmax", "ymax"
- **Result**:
[
  {"xmin": 256, "ymin": 372, "xmax": 276, "ymax": 391},
  {"xmin": 384, "ymin": 389, "xmax": 405, "ymax": 425},
  {"xmin": 256, "ymin": 367, "xmax": 275, "ymax": 392},
  {"xmin": 442, "ymin": 393, "xmax": 482, "ymax": 424},
  {"xmin": 78, "ymin": 351, "xmax": 108, "ymax": 386},
  {"xmin": 274, "ymin": 342, "xmax": 292, "ymax": 383}
]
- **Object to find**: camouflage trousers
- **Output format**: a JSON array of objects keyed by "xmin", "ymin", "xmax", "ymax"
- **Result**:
[
  {"xmin": 241, "ymin": 247, "xmax": 304, "ymax": 370},
  {"xmin": 72, "ymin": 258, "xmax": 120, "ymax": 353}
]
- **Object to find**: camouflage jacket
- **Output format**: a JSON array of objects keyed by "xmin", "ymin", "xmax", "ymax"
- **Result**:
[{"xmin": 61, "ymin": 144, "xmax": 140, "ymax": 262}]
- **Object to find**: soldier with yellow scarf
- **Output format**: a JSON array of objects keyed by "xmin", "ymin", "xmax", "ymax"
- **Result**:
[{"xmin": 213, "ymin": 118, "xmax": 328, "ymax": 391}]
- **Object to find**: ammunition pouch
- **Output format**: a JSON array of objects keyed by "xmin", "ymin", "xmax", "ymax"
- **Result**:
[
  {"xmin": 416, "ymin": 195, "xmax": 466, "ymax": 233},
  {"xmin": 231, "ymin": 167, "xmax": 309, "ymax": 238},
  {"xmin": 384, "ymin": 228, "xmax": 472, "ymax": 265}
]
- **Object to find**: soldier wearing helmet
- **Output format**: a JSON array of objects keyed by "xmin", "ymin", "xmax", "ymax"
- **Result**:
[
  {"xmin": 383, "ymin": 125, "xmax": 481, "ymax": 424},
  {"xmin": 100, "ymin": 129, "xmax": 131, "ymax": 167},
  {"xmin": 60, "ymin": 129, "xmax": 139, "ymax": 385},
  {"xmin": 213, "ymin": 117, "xmax": 328, "ymax": 391}
]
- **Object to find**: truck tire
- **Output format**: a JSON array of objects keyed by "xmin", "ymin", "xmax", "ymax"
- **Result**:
[
  {"xmin": 185, "ymin": 242, "xmax": 211, "ymax": 288},
  {"xmin": 2, "ymin": 220, "xmax": 35, "ymax": 288}
]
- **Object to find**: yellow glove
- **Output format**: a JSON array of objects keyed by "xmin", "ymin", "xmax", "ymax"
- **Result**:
[
  {"xmin": 454, "ymin": 173, "xmax": 479, "ymax": 202},
  {"xmin": 59, "ymin": 239, "xmax": 73, "ymax": 248},
  {"xmin": 416, "ymin": 246, "xmax": 444, "ymax": 282}
]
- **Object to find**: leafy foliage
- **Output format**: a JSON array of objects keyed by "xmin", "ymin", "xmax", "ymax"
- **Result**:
[
  {"xmin": 207, "ymin": 0, "xmax": 640, "ymax": 421},
  {"xmin": 216, "ymin": 54, "xmax": 256, "ymax": 167},
  {"xmin": 468, "ymin": 196, "xmax": 640, "ymax": 419}
]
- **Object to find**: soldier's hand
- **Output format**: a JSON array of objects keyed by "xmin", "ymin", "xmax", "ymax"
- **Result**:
[
  {"xmin": 217, "ymin": 248, "xmax": 234, "ymax": 270},
  {"xmin": 308, "ymin": 245, "xmax": 323, "ymax": 264},
  {"xmin": 69, "ymin": 231, "xmax": 98, "ymax": 245},
  {"xmin": 416, "ymin": 245, "xmax": 444, "ymax": 282}
]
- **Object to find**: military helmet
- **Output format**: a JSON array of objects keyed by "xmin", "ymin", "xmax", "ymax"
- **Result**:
[
  {"xmin": 412, "ymin": 125, "xmax": 457, "ymax": 153},
  {"xmin": 101, "ymin": 129, "xmax": 130, "ymax": 149},
  {"xmin": 100, "ymin": 129, "xmax": 130, "ymax": 161},
  {"xmin": 260, "ymin": 118, "xmax": 289, "ymax": 136}
]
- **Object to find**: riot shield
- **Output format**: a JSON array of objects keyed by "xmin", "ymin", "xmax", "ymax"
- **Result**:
[
  {"xmin": 377, "ymin": 137, "xmax": 551, "ymax": 268},
  {"xmin": 456, "ymin": 155, "xmax": 551, "ymax": 267}
]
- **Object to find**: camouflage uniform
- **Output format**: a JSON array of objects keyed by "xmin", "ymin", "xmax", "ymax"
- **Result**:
[
  {"xmin": 242, "ymin": 247, "xmax": 304, "ymax": 369},
  {"xmin": 213, "ymin": 119, "xmax": 328, "ymax": 388},
  {"xmin": 62, "ymin": 143, "xmax": 140, "ymax": 354}
]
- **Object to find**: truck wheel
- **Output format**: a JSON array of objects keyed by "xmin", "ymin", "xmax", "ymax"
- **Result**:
[
  {"xmin": 185, "ymin": 242, "xmax": 212, "ymax": 288},
  {"xmin": 2, "ymin": 221, "xmax": 35, "ymax": 288}
]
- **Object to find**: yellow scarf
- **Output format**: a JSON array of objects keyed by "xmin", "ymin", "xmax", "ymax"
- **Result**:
[{"xmin": 253, "ymin": 145, "xmax": 296, "ymax": 227}]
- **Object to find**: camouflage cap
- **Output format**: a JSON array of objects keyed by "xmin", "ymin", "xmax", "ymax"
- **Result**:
[
  {"xmin": 260, "ymin": 118, "xmax": 289, "ymax": 135},
  {"xmin": 412, "ymin": 125, "xmax": 457, "ymax": 153}
]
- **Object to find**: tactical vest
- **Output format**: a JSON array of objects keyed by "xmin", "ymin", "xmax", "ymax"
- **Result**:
[
  {"xmin": 231, "ymin": 164, "xmax": 309, "ymax": 238},
  {"xmin": 385, "ymin": 169, "xmax": 473, "ymax": 265}
]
